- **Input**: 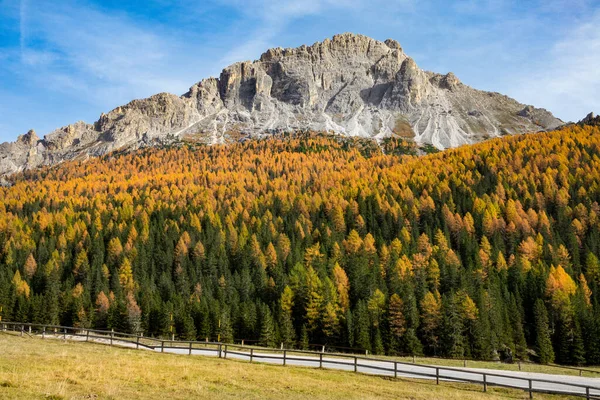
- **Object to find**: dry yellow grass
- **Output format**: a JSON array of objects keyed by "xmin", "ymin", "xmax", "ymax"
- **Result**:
[{"xmin": 0, "ymin": 333, "xmax": 575, "ymax": 400}]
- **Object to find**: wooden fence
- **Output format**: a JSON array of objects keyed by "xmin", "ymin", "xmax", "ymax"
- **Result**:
[{"xmin": 2, "ymin": 321, "xmax": 600, "ymax": 399}]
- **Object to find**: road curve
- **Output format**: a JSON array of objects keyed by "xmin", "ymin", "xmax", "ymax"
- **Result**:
[
  {"xmin": 42, "ymin": 334, "xmax": 600, "ymax": 398},
  {"xmin": 165, "ymin": 345, "xmax": 600, "ymax": 397}
]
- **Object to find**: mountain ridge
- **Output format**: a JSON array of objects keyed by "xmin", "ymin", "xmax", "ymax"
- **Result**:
[{"xmin": 0, "ymin": 32, "xmax": 563, "ymax": 176}]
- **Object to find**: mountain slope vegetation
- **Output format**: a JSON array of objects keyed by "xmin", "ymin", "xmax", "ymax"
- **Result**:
[{"xmin": 2, "ymin": 125, "xmax": 600, "ymax": 365}]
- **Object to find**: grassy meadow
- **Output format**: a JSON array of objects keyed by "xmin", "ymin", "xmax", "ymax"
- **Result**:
[{"xmin": 0, "ymin": 332, "xmax": 579, "ymax": 399}]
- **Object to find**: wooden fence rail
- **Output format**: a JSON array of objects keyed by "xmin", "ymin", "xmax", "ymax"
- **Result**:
[{"xmin": 2, "ymin": 321, "xmax": 600, "ymax": 399}]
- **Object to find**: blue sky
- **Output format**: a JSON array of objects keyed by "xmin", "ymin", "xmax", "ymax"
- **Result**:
[{"xmin": 0, "ymin": 0, "xmax": 599, "ymax": 142}]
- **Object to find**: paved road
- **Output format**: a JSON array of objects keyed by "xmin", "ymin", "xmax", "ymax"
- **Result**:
[
  {"xmin": 46, "ymin": 334, "xmax": 600, "ymax": 398},
  {"xmin": 164, "ymin": 344, "xmax": 600, "ymax": 397}
]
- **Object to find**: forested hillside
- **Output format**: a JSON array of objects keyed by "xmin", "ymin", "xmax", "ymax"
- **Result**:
[{"xmin": 2, "ymin": 125, "xmax": 600, "ymax": 365}]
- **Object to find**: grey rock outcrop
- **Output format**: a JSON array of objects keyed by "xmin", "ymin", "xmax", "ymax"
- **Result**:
[
  {"xmin": 579, "ymin": 112, "xmax": 600, "ymax": 126},
  {"xmin": 0, "ymin": 33, "xmax": 563, "ymax": 176},
  {"xmin": 0, "ymin": 130, "xmax": 44, "ymax": 175}
]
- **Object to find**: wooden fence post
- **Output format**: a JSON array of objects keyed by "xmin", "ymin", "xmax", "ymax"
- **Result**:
[
  {"xmin": 436, "ymin": 368, "xmax": 439, "ymax": 385},
  {"xmin": 218, "ymin": 344, "xmax": 222, "ymax": 358},
  {"xmin": 529, "ymin": 379, "xmax": 533, "ymax": 399},
  {"xmin": 137, "ymin": 335, "xmax": 141, "ymax": 350},
  {"xmin": 483, "ymin": 374, "xmax": 487, "ymax": 392},
  {"xmin": 394, "ymin": 362, "xmax": 397, "ymax": 378},
  {"xmin": 28, "ymin": 326, "xmax": 31, "ymax": 335},
  {"xmin": 42, "ymin": 326, "xmax": 46, "ymax": 339},
  {"xmin": 86, "ymin": 330, "xmax": 90, "ymax": 342},
  {"xmin": 20, "ymin": 325, "xmax": 24, "ymax": 336},
  {"xmin": 283, "ymin": 350, "xmax": 287, "ymax": 366},
  {"xmin": 587, "ymin": 386, "xmax": 590, "ymax": 400},
  {"xmin": 224, "ymin": 345, "xmax": 228, "ymax": 359},
  {"xmin": 319, "ymin": 353, "xmax": 323, "ymax": 368},
  {"xmin": 161, "ymin": 341, "xmax": 164, "ymax": 353},
  {"xmin": 63, "ymin": 328, "xmax": 67, "ymax": 340},
  {"xmin": 110, "ymin": 329, "xmax": 114, "ymax": 346},
  {"xmin": 354, "ymin": 357, "xmax": 357, "ymax": 373},
  {"xmin": 188, "ymin": 341, "xmax": 192, "ymax": 355},
  {"xmin": 250, "ymin": 348, "xmax": 254, "ymax": 363}
]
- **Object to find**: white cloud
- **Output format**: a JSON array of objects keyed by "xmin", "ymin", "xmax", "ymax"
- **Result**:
[
  {"xmin": 510, "ymin": 11, "xmax": 600, "ymax": 122},
  {"xmin": 15, "ymin": 0, "xmax": 210, "ymax": 111},
  {"xmin": 3, "ymin": 0, "xmax": 598, "ymax": 140}
]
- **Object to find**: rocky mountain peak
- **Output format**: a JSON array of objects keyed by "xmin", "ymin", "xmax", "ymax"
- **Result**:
[
  {"xmin": 440, "ymin": 72, "xmax": 461, "ymax": 91},
  {"xmin": 0, "ymin": 33, "xmax": 563, "ymax": 177},
  {"xmin": 580, "ymin": 112, "xmax": 600, "ymax": 126},
  {"xmin": 384, "ymin": 38, "xmax": 403, "ymax": 51},
  {"xmin": 17, "ymin": 129, "xmax": 39, "ymax": 147}
]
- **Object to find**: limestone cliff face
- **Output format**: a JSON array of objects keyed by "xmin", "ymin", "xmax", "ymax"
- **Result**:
[{"xmin": 0, "ymin": 33, "xmax": 563, "ymax": 176}]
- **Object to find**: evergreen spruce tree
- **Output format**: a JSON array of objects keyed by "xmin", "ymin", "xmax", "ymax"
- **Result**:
[
  {"xmin": 373, "ymin": 327, "xmax": 384, "ymax": 355},
  {"xmin": 441, "ymin": 294, "xmax": 464, "ymax": 359},
  {"xmin": 107, "ymin": 296, "xmax": 130, "ymax": 333},
  {"xmin": 194, "ymin": 301, "xmax": 212, "ymax": 340},
  {"xmin": 509, "ymin": 296, "xmax": 528, "ymax": 360},
  {"xmin": 345, "ymin": 309, "xmax": 354, "ymax": 348},
  {"xmin": 571, "ymin": 320, "xmax": 586, "ymax": 366},
  {"xmin": 402, "ymin": 328, "xmax": 423, "ymax": 356},
  {"xmin": 300, "ymin": 324, "xmax": 309, "ymax": 350},
  {"xmin": 553, "ymin": 315, "xmax": 572, "ymax": 365},
  {"xmin": 219, "ymin": 310, "xmax": 234, "ymax": 343},
  {"xmin": 259, "ymin": 305, "xmax": 276, "ymax": 347},
  {"xmin": 582, "ymin": 308, "xmax": 600, "ymax": 365},
  {"xmin": 354, "ymin": 301, "xmax": 371, "ymax": 352},
  {"xmin": 402, "ymin": 292, "xmax": 423, "ymax": 355},
  {"xmin": 280, "ymin": 313, "xmax": 296, "ymax": 348},
  {"xmin": 534, "ymin": 300, "xmax": 554, "ymax": 364},
  {"xmin": 44, "ymin": 270, "xmax": 61, "ymax": 325},
  {"xmin": 177, "ymin": 312, "xmax": 197, "ymax": 340}
]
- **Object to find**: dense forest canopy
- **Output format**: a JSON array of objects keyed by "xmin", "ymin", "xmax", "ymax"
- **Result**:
[{"xmin": 2, "ymin": 125, "xmax": 600, "ymax": 365}]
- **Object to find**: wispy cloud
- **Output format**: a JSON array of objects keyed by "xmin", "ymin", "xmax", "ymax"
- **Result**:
[
  {"xmin": 0, "ymin": 0, "xmax": 598, "ymax": 141},
  {"xmin": 509, "ymin": 10, "xmax": 600, "ymax": 122},
  {"xmin": 215, "ymin": 0, "xmax": 381, "ymax": 65},
  {"xmin": 14, "ymin": 0, "xmax": 210, "ymax": 112}
]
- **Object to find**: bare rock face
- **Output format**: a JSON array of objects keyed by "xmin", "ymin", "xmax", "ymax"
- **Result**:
[
  {"xmin": 0, "ymin": 130, "xmax": 43, "ymax": 175},
  {"xmin": 580, "ymin": 112, "xmax": 600, "ymax": 126},
  {"xmin": 95, "ymin": 92, "xmax": 201, "ymax": 146},
  {"xmin": 0, "ymin": 33, "xmax": 563, "ymax": 176}
]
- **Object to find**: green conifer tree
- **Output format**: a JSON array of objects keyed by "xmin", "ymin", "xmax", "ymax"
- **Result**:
[
  {"xmin": 534, "ymin": 299, "xmax": 555, "ymax": 364},
  {"xmin": 259, "ymin": 305, "xmax": 276, "ymax": 347}
]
